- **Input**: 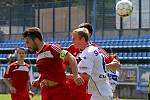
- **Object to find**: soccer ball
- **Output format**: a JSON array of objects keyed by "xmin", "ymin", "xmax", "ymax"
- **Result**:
[{"xmin": 116, "ymin": 0, "xmax": 133, "ymax": 17}]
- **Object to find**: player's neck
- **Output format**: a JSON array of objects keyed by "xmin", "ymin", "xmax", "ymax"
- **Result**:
[
  {"xmin": 37, "ymin": 42, "xmax": 44, "ymax": 52},
  {"xmin": 16, "ymin": 60, "xmax": 25, "ymax": 65},
  {"xmin": 80, "ymin": 42, "xmax": 89, "ymax": 51}
]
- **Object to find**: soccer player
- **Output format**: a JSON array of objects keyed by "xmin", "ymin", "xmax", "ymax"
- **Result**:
[
  {"xmin": 108, "ymin": 70, "xmax": 119, "ymax": 99},
  {"xmin": 3, "ymin": 47, "xmax": 33, "ymax": 100},
  {"xmin": 78, "ymin": 23, "xmax": 120, "ymax": 71},
  {"xmin": 79, "ymin": 23, "xmax": 121, "ymax": 99},
  {"xmin": 107, "ymin": 54, "xmax": 120, "ymax": 100},
  {"xmin": 64, "ymin": 23, "xmax": 120, "ymax": 100},
  {"xmin": 66, "ymin": 23, "xmax": 120, "ymax": 72},
  {"xmin": 71, "ymin": 27, "xmax": 113, "ymax": 100},
  {"xmin": 22, "ymin": 27, "xmax": 83, "ymax": 100}
]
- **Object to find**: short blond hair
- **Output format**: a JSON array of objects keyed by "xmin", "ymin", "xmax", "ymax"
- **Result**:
[{"xmin": 73, "ymin": 28, "xmax": 90, "ymax": 42}]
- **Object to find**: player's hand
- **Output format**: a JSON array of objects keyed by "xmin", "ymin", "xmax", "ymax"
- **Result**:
[
  {"xmin": 9, "ymin": 86, "xmax": 16, "ymax": 93},
  {"xmin": 80, "ymin": 73, "xmax": 90, "ymax": 81},
  {"xmin": 29, "ymin": 90, "xmax": 35, "ymax": 98},
  {"xmin": 32, "ymin": 79, "xmax": 40, "ymax": 87},
  {"xmin": 74, "ymin": 75, "xmax": 84, "ymax": 86},
  {"xmin": 40, "ymin": 80, "xmax": 45, "ymax": 88}
]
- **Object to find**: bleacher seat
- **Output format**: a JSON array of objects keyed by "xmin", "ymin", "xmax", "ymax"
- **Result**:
[{"xmin": 0, "ymin": 36, "xmax": 149, "ymax": 65}]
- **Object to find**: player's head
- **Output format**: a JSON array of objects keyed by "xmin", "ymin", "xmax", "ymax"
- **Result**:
[
  {"xmin": 71, "ymin": 27, "xmax": 89, "ymax": 49},
  {"xmin": 111, "ymin": 53, "xmax": 119, "ymax": 60},
  {"xmin": 16, "ymin": 47, "xmax": 26, "ymax": 61},
  {"xmin": 22, "ymin": 27, "xmax": 43, "ymax": 52},
  {"xmin": 78, "ymin": 23, "xmax": 93, "ymax": 37}
]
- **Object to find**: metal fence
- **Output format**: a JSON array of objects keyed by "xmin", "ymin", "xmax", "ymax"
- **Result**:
[
  {"xmin": 0, "ymin": 0, "xmax": 150, "ymax": 41},
  {"xmin": 0, "ymin": 1, "xmax": 87, "ymax": 40}
]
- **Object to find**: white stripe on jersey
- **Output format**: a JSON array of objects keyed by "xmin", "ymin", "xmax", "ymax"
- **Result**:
[
  {"xmin": 51, "ymin": 44, "xmax": 61, "ymax": 53},
  {"xmin": 12, "ymin": 65, "xmax": 29, "ymax": 72},
  {"xmin": 37, "ymin": 51, "xmax": 54, "ymax": 61}
]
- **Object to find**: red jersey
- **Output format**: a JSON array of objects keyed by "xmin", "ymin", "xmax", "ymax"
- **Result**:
[
  {"xmin": 36, "ymin": 44, "xmax": 66, "ymax": 84},
  {"xmin": 67, "ymin": 43, "xmax": 113, "ymax": 64},
  {"xmin": 67, "ymin": 44, "xmax": 80, "ymax": 57},
  {"xmin": 63, "ymin": 44, "xmax": 80, "ymax": 66},
  {"xmin": 4, "ymin": 62, "xmax": 30, "ymax": 97}
]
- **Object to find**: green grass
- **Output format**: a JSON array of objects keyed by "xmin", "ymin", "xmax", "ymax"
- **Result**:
[
  {"xmin": 0, "ymin": 94, "xmax": 147, "ymax": 100},
  {"xmin": 0, "ymin": 94, "xmax": 40, "ymax": 100}
]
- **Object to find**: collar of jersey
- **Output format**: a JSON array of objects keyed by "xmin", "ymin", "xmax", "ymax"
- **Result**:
[{"xmin": 80, "ymin": 43, "xmax": 92, "ymax": 52}]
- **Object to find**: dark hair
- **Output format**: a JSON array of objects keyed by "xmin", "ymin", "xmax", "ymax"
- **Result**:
[
  {"xmin": 22, "ymin": 27, "xmax": 43, "ymax": 41},
  {"xmin": 16, "ymin": 47, "xmax": 26, "ymax": 53},
  {"xmin": 78, "ymin": 23, "xmax": 93, "ymax": 35}
]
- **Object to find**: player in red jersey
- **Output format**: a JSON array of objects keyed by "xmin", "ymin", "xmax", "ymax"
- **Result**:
[
  {"xmin": 64, "ymin": 23, "xmax": 121, "ymax": 100},
  {"xmin": 22, "ymin": 27, "xmax": 83, "ymax": 100},
  {"xmin": 3, "ymin": 47, "xmax": 33, "ymax": 100}
]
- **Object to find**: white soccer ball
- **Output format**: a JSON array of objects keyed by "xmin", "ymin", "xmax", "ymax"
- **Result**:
[{"xmin": 116, "ymin": 0, "xmax": 133, "ymax": 17}]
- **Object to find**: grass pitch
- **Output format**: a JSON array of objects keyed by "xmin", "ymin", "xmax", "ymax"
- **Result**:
[
  {"xmin": 0, "ymin": 94, "xmax": 40, "ymax": 100},
  {"xmin": 0, "ymin": 94, "xmax": 147, "ymax": 100}
]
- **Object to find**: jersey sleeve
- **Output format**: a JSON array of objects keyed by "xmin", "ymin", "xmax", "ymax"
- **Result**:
[
  {"xmin": 62, "ymin": 44, "xmax": 75, "ymax": 66},
  {"xmin": 92, "ymin": 42, "xmax": 114, "ymax": 64},
  {"xmin": 67, "ymin": 44, "xmax": 74, "ymax": 52},
  {"xmin": 51, "ymin": 44, "xmax": 68, "ymax": 59},
  {"xmin": 67, "ymin": 44, "xmax": 80, "ymax": 56},
  {"xmin": 3, "ymin": 65, "xmax": 12, "ymax": 78}
]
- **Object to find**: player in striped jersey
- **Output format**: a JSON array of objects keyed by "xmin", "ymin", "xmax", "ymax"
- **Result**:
[{"xmin": 22, "ymin": 27, "xmax": 83, "ymax": 100}]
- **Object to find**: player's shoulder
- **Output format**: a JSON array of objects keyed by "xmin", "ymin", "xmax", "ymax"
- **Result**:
[
  {"xmin": 87, "ymin": 45, "xmax": 99, "ymax": 52},
  {"xmin": 9, "ymin": 62, "xmax": 18, "ymax": 67},
  {"xmin": 67, "ymin": 44, "xmax": 76, "ymax": 50},
  {"xmin": 38, "ymin": 43, "xmax": 50, "ymax": 53},
  {"xmin": 24, "ymin": 63, "xmax": 30, "ymax": 67},
  {"xmin": 42, "ymin": 43, "xmax": 61, "ymax": 51},
  {"xmin": 67, "ymin": 43, "xmax": 79, "ymax": 52},
  {"xmin": 91, "ymin": 42, "xmax": 106, "ymax": 49},
  {"xmin": 91, "ymin": 42, "xmax": 98, "ymax": 47},
  {"xmin": 83, "ymin": 45, "xmax": 99, "ymax": 57},
  {"xmin": 8, "ymin": 62, "xmax": 18, "ymax": 70}
]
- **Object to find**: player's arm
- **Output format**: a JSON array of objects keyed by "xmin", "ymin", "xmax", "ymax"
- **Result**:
[
  {"xmin": 31, "ymin": 74, "xmax": 42, "ymax": 87},
  {"xmin": 60, "ymin": 50, "xmax": 83, "ymax": 85},
  {"xmin": 28, "ymin": 70, "xmax": 35, "ymax": 97},
  {"xmin": 3, "ymin": 78, "xmax": 16, "ymax": 93},
  {"xmin": 3, "ymin": 65, "xmax": 16, "ymax": 93},
  {"xmin": 106, "ymin": 58, "xmax": 121, "ymax": 72},
  {"xmin": 96, "ymin": 44, "xmax": 121, "ymax": 71}
]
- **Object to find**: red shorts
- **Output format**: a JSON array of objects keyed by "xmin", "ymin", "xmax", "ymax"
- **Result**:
[
  {"xmin": 11, "ymin": 93, "xmax": 30, "ymax": 100},
  {"xmin": 66, "ymin": 74, "xmax": 91, "ymax": 100},
  {"xmin": 41, "ymin": 84, "xmax": 72, "ymax": 100}
]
